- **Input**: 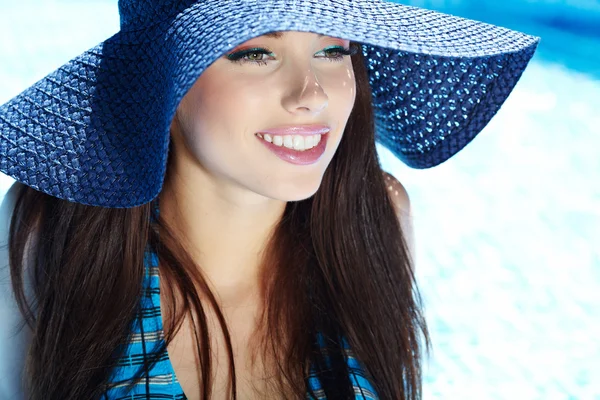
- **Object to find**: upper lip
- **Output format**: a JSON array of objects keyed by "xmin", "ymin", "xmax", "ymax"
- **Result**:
[{"xmin": 258, "ymin": 124, "xmax": 330, "ymax": 136}]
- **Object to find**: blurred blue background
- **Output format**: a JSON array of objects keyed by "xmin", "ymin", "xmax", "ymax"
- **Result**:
[{"xmin": 0, "ymin": 1, "xmax": 598, "ymax": 399}]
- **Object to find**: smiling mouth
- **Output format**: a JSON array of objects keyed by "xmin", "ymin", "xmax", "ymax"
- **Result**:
[
  {"xmin": 255, "ymin": 132, "xmax": 324, "ymax": 151},
  {"xmin": 255, "ymin": 131, "xmax": 328, "ymax": 165}
]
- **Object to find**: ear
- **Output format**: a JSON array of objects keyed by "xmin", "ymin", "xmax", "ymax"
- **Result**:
[{"xmin": 382, "ymin": 171, "xmax": 415, "ymax": 264}]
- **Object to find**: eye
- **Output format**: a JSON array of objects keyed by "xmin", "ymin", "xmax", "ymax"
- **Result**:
[
  {"xmin": 315, "ymin": 45, "xmax": 358, "ymax": 62},
  {"xmin": 226, "ymin": 48, "xmax": 274, "ymax": 66},
  {"xmin": 225, "ymin": 44, "xmax": 358, "ymax": 66}
]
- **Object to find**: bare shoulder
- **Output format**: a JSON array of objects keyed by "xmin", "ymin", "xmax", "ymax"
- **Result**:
[
  {"xmin": 382, "ymin": 171, "xmax": 416, "ymax": 262},
  {"xmin": 0, "ymin": 180, "xmax": 33, "ymax": 399},
  {"xmin": 382, "ymin": 171, "xmax": 411, "ymax": 217}
]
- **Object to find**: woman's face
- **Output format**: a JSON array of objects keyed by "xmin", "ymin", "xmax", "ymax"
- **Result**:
[{"xmin": 169, "ymin": 30, "xmax": 356, "ymax": 202}]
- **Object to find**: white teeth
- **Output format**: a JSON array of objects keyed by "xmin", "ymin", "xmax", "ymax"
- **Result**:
[
  {"xmin": 305, "ymin": 135, "xmax": 314, "ymax": 148},
  {"xmin": 257, "ymin": 133, "xmax": 322, "ymax": 151}
]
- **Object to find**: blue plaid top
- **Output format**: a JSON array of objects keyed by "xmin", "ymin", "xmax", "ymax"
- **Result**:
[{"xmin": 102, "ymin": 246, "xmax": 379, "ymax": 399}]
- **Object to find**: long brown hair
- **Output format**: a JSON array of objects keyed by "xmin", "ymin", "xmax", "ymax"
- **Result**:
[{"xmin": 8, "ymin": 40, "xmax": 431, "ymax": 399}]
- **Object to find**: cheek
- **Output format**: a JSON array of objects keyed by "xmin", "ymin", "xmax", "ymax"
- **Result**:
[
  {"xmin": 177, "ymin": 70, "xmax": 269, "ymax": 165},
  {"xmin": 194, "ymin": 72, "xmax": 267, "ymax": 129},
  {"xmin": 344, "ymin": 71, "xmax": 357, "ymax": 112},
  {"xmin": 325, "ymin": 65, "xmax": 357, "ymax": 118}
]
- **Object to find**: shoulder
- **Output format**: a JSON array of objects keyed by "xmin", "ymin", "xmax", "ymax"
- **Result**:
[
  {"xmin": 382, "ymin": 171, "xmax": 416, "ymax": 262},
  {"xmin": 0, "ymin": 180, "xmax": 33, "ymax": 400},
  {"xmin": 0, "ymin": 181, "xmax": 26, "ymax": 242},
  {"xmin": 0, "ymin": 180, "xmax": 24, "ymax": 245},
  {"xmin": 382, "ymin": 171, "xmax": 410, "ymax": 217}
]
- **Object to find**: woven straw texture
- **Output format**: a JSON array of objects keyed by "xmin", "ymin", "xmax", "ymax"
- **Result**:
[{"xmin": 0, "ymin": 0, "xmax": 540, "ymax": 207}]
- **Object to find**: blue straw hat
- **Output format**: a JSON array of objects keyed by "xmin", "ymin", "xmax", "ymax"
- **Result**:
[{"xmin": 0, "ymin": 0, "xmax": 540, "ymax": 208}]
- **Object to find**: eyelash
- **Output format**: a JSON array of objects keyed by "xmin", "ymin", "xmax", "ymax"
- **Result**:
[{"xmin": 226, "ymin": 45, "xmax": 358, "ymax": 66}]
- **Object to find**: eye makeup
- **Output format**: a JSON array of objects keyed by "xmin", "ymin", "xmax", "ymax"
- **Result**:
[{"xmin": 225, "ymin": 45, "xmax": 358, "ymax": 66}]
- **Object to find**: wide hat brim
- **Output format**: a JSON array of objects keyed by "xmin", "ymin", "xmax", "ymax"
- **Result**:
[{"xmin": 0, "ymin": 0, "xmax": 540, "ymax": 208}]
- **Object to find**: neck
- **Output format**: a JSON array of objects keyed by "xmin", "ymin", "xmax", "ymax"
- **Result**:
[{"xmin": 158, "ymin": 169, "xmax": 286, "ymax": 308}]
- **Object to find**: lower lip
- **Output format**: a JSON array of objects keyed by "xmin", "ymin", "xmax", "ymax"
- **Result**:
[{"xmin": 256, "ymin": 133, "xmax": 328, "ymax": 165}]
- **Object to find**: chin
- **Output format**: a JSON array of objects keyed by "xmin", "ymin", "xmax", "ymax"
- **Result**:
[{"xmin": 268, "ymin": 181, "xmax": 322, "ymax": 203}]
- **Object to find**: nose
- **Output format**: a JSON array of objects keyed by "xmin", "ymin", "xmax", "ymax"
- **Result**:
[{"xmin": 281, "ymin": 64, "xmax": 328, "ymax": 115}]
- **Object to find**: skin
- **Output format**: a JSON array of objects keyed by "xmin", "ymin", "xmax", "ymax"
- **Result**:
[{"xmin": 158, "ymin": 31, "xmax": 356, "ymax": 308}]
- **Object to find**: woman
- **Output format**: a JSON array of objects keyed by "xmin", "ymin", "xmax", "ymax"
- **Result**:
[{"xmin": 0, "ymin": 0, "xmax": 540, "ymax": 399}]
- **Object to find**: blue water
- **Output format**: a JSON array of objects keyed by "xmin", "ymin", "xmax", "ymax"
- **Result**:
[
  {"xmin": 384, "ymin": 2, "xmax": 600, "ymax": 399},
  {"xmin": 0, "ymin": 1, "xmax": 598, "ymax": 399}
]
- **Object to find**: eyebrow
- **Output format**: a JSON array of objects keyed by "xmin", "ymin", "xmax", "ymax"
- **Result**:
[{"xmin": 264, "ymin": 32, "xmax": 326, "ymax": 39}]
